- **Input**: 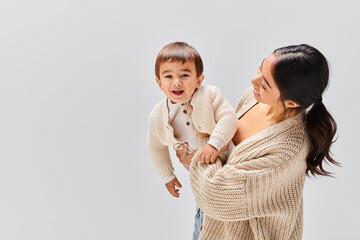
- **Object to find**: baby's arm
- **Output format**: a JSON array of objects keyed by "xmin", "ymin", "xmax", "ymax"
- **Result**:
[
  {"xmin": 190, "ymin": 86, "xmax": 237, "ymax": 164},
  {"xmin": 207, "ymin": 87, "xmax": 237, "ymax": 150},
  {"xmin": 165, "ymin": 177, "xmax": 182, "ymax": 198},
  {"xmin": 148, "ymin": 122, "xmax": 181, "ymax": 197},
  {"xmin": 196, "ymin": 87, "xmax": 237, "ymax": 164},
  {"xmin": 187, "ymin": 105, "xmax": 218, "ymax": 164},
  {"xmin": 147, "ymin": 114, "xmax": 176, "ymax": 183}
]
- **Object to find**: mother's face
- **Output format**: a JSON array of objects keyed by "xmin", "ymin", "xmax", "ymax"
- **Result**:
[{"xmin": 251, "ymin": 54, "xmax": 283, "ymax": 107}]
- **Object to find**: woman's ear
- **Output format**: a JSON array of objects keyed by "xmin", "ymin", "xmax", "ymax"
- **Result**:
[
  {"xmin": 196, "ymin": 74, "xmax": 205, "ymax": 88},
  {"xmin": 284, "ymin": 99, "xmax": 300, "ymax": 108}
]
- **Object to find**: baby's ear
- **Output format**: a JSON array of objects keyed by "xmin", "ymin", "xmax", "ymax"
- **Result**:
[
  {"xmin": 196, "ymin": 74, "xmax": 205, "ymax": 88},
  {"xmin": 155, "ymin": 77, "xmax": 161, "ymax": 88}
]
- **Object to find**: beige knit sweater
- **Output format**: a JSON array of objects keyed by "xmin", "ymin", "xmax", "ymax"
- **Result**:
[
  {"xmin": 190, "ymin": 88, "xmax": 310, "ymax": 240},
  {"xmin": 148, "ymin": 85, "xmax": 237, "ymax": 182}
]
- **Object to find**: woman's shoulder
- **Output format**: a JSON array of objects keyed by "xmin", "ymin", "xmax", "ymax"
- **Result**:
[
  {"xmin": 265, "ymin": 111, "xmax": 309, "ymax": 156},
  {"xmin": 230, "ymin": 111, "xmax": 310, "ymax": 168},
  {"xmin": 276, "ymin": 119, "xmax": 309, "ymax": 154},
  {"xmin": 268, "ymin": 120, "xmax": 310, "ymax": 172}
]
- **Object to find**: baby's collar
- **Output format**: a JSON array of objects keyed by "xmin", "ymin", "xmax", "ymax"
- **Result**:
[{"xmin": 167, "ymin": 96, "xmax": 192, "ymax": 106}]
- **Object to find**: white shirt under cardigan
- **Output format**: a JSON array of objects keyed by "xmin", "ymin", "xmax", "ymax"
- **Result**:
[
  {"xmin": 162, "ymin": 98, "xmax": 226, "ymax": 182},
  {"xmin": 148, "ymin": 85, "xmax": 238, "ymax": 183},
  {"xmin": 167, "ymin": 98, "xmax": 225, "ymax": 152}
]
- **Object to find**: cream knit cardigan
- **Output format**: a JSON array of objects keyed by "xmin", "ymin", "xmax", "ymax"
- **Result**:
[
  {"xmin": 148, "ymin": 85, "xmax": 237, "ymax": 181},
  {"xmin": 190, "ymin": 88, "xmax": 310, "ymax": 240}
]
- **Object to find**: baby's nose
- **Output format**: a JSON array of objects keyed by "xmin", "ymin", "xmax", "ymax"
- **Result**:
[{"xmin": 173, "ymin": 79, "xmax": 182, "ymax": 86}]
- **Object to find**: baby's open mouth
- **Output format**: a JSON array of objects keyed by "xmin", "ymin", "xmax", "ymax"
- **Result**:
[{"xmin": 172, "ymin": 90, "xmax": 184, "ymax": 95}]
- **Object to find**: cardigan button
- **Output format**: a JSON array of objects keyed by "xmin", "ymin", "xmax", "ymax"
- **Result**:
[
  {"xmin": 186, "ymin": 122, "xmax": 190, "ymax": 126},
  {"xmin": 183, "ymin": 110, "xmax": 187, "ymax": 114}
]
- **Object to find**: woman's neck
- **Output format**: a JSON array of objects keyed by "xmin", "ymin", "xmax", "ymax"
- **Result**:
[{"xmin": 258, "ymin": 103, "xmax": 300, "ymax": 123}]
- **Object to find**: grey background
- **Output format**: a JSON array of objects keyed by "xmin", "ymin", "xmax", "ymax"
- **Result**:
[{"xmin": 0, "ymin": 0, "xmax": 359, "ymax": 239}]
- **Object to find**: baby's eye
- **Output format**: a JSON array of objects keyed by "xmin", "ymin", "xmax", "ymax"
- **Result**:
[
  {"xmin": 181, "ymin": 74, "xmax": 189, "ymax": 77},
  {"xmin": 164, "ymin": 75, "xmax": 172, "ymax": 78}
]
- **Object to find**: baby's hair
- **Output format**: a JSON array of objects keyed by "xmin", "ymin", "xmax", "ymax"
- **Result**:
[{"xmin": 155, "ymin": 42, "xmax": 203, "ymax": 78}]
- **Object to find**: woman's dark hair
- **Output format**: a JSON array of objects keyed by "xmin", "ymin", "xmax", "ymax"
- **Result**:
[{"xmin": 272, "ymin": 44, "xmax": 339, "ymax": 177}]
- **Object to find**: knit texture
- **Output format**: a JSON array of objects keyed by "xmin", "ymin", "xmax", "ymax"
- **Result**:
[
  {"xmin": 190, "ymin": 87, "xmax": 310, "ymax": 240},
  {"xmin": 148, "ymin": 85, "xmax": 238, "ymax": 182}
]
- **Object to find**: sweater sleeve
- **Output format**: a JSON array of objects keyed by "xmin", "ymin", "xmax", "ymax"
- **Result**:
[
  {"xmin": 147, "ymin": 114, "xmax": 176, "ymax": 183},
  {"xmin": 208, "ymin": 87, "xmax": 238, "ymax": 148},
  {"xmin": 190, "ymin": 139, "xmax": 308, "ymax": 222}
]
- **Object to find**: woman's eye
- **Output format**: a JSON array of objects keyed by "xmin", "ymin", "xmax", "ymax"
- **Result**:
[
  {"xmin": 262, "ymin": 84, "xmax": 266, "ymax": 90},
  {"xmin": 181, "ymin": 74, "xmax": 189, "ymax": 77}
]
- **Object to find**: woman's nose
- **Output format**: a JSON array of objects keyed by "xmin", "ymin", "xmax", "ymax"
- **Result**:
[{"xmin": 251, "ymin": 75, "xmax": 261, "ymax": 85}]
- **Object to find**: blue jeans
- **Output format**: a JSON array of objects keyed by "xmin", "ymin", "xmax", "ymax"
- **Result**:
[{"xmin": 192, "ymin": 206, "xmax": 204, "ymax": 240}]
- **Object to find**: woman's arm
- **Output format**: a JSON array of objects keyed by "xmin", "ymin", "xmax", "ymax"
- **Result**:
[{"xmin": 179, "ymin": 141, "xmax": 308, "ymax": 222}]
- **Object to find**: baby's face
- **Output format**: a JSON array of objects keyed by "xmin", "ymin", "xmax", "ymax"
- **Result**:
[{"xmin": 156, "ymin": 60, "xmax": 204, "ymax": 104}]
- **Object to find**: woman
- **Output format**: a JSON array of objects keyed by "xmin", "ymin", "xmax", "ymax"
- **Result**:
[{"xmin": 177, "ymin": 44, "xmax": 338, "ymax": 240}]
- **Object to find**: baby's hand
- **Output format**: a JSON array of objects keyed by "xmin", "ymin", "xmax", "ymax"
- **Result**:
[
  {"xmin": 165, "ymin": 177, "xmax": 182, "ymax": 198},
  {"xmin": 197, "ymin": 144, "xmax": 219, "ymax": 164}
]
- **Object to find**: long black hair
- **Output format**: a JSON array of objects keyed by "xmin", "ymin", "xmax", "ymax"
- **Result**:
[{"xmin": 272, "ymin": 44, "xmax": 339, "ymax": 176}]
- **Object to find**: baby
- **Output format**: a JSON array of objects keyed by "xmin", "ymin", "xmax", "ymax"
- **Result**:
[{"xmin": 147, "ymin": 42, "xmax": 237, "ymax": 197}]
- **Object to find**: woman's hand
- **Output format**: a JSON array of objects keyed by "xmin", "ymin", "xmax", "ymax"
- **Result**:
[{"xmin": 175, "ymin": 143, "xmax": 197, "ymax": 171}]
